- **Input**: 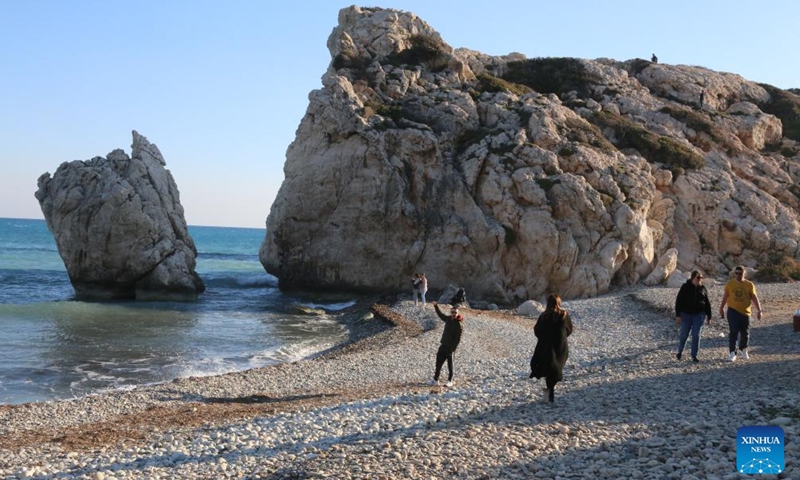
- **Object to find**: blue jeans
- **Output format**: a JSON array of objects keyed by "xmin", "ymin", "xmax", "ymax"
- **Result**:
[
  {"xmin": 414, "ymin": 289, "xmax": 427, "ymax": 304},
  {"xmin": 678, "ymin": 312, "xmax": 705, "ymax": 358},
  {"xmin": 726, "ymin": 308, "xmax": 751, "ymax": 352}
]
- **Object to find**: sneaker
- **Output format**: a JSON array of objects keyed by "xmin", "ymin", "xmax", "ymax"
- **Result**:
[
  {"xmin": 728, "ymin": 351, "xmax": 737, "ymax": 362},
  {"xmin": 676, "ymin": 352, "xmax": 682, "ymax": 360},
  {"xmin": 740, "ymin": 349, "xmax": 749, "ymax": 360},
  {"xmin": 692, "ymin": 356, "xmax": 699, "ymax": 363},
  {"xmin": 430, "ymin": 378, "xmax": 440, "ymax": 386},
  {"xmin": 445, "ymin": 380, "xmax": 453, "ymax": 387}
]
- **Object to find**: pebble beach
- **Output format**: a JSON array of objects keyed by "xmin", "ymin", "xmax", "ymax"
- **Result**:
[{"xmin": 1, "ymin": 283, "xmax": 798, "ymax": 479}]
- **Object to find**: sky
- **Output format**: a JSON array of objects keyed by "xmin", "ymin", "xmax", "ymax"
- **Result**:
[{"xmin": 1, "ymin": 1, "xmax": 797, "ymax": 228}]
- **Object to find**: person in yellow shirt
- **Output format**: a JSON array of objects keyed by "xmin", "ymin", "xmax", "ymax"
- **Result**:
[{"xmin": 719, "ymin": 266, "xmax": 762, "ymax": 362}]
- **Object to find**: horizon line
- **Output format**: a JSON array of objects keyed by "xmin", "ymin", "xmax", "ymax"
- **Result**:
[{"xmin": 0, "ymin": 216, "xmax": 266, "ymax": 231}]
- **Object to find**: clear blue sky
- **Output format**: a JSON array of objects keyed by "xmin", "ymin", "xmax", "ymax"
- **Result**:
[{"xmin": 1, "ymin": 1, "xmax": 797, "ymax": 228}]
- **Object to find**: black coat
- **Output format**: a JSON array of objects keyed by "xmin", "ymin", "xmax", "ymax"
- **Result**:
[
  {"xmin": 450, "ymin": 288, "xmax": 466, "ymax": 305},
  {"xmin": 434, "ymin": 304, "xmax": 464, "ymax": 352},
  {"xmin": 675, "ymin": 280, "xmax": 712, "ymax": 318},
  {"xmin": 530, "ymin": 309, "xmax": 573, "ymax": 383}
]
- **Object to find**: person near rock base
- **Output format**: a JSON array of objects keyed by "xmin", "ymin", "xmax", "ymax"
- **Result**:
[
  {"xmin": 411, "ymin": 273, "xmax": 421, "ymax": 304},
  {"xmin": 529, "ymin": 293, "xmax": 574, "ymax": 403},
  {"xmin": 450, "ymin": 287, "xmax": 466, "ymax": 306},
  {"xmin": 431, "ymin": 302, "xmax": 464, "ymax": 387},
  {"xmin": 719, "ymin": 266, "xmax": 762, "ymax": 362},
  {"xmin": 675, "ymin": 270, "xmax": 712, "ymax": 363},
  {"xmin": 419, "ymin": 273, "xmax": 428, "ymax": 305}
]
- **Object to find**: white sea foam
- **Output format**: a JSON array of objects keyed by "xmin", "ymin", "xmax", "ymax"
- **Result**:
[
  {"xmin": 168, "ymin": 357, "xmax": 239, "ymax": 379},
  {"xmin": 2, "ymin": 221, "xmax": 340, "ymax": 405},
  {"xmin": 93, "ymin": 383, "xmax": 139, "ymax": 396},
  {"xmin": 270, "ymin": 341, "xmax": 336, "ymax": 363},
  {"xmin": 72, "ymin": 368, "xmax": 117, "ymax": 384},
  {"xmin": 297, "ymin": 300, "xmax": 357, "ymax": 311},
  {"xmin": 124, "ymin": 367, "xmax": 154, "ymax": 373}
]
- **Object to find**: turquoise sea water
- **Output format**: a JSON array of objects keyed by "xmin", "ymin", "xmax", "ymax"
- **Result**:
[{"xmin": 0, "ymin": 218, "xmax": 355, "ymax": 405}]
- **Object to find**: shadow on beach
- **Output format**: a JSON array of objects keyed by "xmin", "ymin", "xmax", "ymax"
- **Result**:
[{"xmin": 44, "ymin": 354, "xmax": 797, "ymax": 479}]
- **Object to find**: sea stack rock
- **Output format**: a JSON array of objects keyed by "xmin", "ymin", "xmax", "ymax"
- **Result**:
[
  {"xmin": 35, "ymin": 130, "xmax": 205, "ymax": 301},
  {"xmin": 261, "ymin": 6, "xmax": 800, "ymax": 302}
]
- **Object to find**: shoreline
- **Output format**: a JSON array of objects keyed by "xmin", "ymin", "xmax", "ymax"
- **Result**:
[
  {"xmin": 1, "ymin": 283, "xmax": 799, "ymax": 478},
  {"xmin": 0, "ymin": 292, "xmax": 389, "ymax": 409},
  {"xmin": 0, "ymin": 297, "xmax": 415, "ymax": 449}
]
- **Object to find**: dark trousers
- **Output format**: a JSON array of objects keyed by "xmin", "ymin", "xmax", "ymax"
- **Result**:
[
  {"xmin": 726, "ymin": 308, "xmax": 751, "ymax": 352},
  {"xmin": 434, "ymin": 347, "xmax": 454, "ymax": 381}
]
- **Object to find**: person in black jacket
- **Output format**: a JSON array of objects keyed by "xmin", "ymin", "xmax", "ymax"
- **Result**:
[
  {"xmin": 431, "ymin": 302, "xmax": 464, "ymax": 387},
  {"xmin": 675, "ymin": 270, "xmax": 712, "ymax": 362},
  {"xmin": 450, "ymin": 287, "xmax": 466, "ymax": 306},
  {"xmin": 530, "ymin": 294, "xmax": 574, "ymax": 403}
]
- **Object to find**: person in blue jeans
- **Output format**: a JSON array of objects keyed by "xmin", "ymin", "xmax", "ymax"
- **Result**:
[{"xmin": 675, "ymin": 270, "xmax": 712, "ymax": 362}]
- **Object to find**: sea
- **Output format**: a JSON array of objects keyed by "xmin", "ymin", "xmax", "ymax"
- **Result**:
[{"xmin": 0, "ymin": 217, "xmax": 359, "ymax": 405}]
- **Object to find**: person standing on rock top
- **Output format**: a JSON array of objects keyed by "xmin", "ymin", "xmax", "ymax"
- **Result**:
[
  {"xmin": 675, "ymin": 270, "xmax": 712, "ymax": 363},
  {"xmin": 719, "ymin": 265, "xmax": 762, "ymax": 362},
  {"xmin": 431, "ymin": 301, "xmax": 464, "ymax": 387},
  {"xmin": 529, "ymin": 294, "xmax": 574, "ymax": 403}
]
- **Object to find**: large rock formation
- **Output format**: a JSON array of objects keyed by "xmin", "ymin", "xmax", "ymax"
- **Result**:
[
  {"xmin": 35, "ymin": 131, "xmax": 205, "ymax": 301},
  {"xmin": 261, "ymin": 6, "xmax": 800, "ymax": 303}
]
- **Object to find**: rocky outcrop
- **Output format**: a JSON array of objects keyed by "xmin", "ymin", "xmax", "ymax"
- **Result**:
[
  {"xmin": 517, "ymin": 300, "xmax": 545, "ymax": 318},
  {"xmin": 261, "ymin": 6, "xmax": 800, "ymax": 303},
  {"xmin": 643, "ymin": 248, "xmax": 678, "ymax": 286},
  {"xmin": 35, "ymin": 131, "xmax": 205, "ymax": 301}
]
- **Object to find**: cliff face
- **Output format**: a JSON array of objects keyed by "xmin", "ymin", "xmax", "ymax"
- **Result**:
[
  {"xmin": 36, "ymin": 131, "xmax": 205, "ymax": 301},
  {"xmin": 261, "ymin": 6, "xmax": 800, "ymax": 302}
]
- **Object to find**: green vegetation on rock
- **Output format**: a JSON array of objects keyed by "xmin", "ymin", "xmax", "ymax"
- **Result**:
[
  {"xmin": 563, "ymin": 117, "xmax": 616, "ymax": 153},
  {"xmin": 332, "ymin": 46, "xmax": 371, "ymax": 80},
  {"xmin": 475, "ymin": 73, "xmax": 532, "ymax": 96},
  {"xmin": 502, "ymin": 57, "xmax": 600, "ymax": 98},
  {"xmin": 660, "ymin": 106, "xmax": 722, "ymax": 140},
  {"xmin": 758, "ymin": 84, "xmax": 800, "ymax": 142},
  {"xmin": 753, "ymin": 255, "xmax": 800, "ymax": 282},
  {"xmin": 589, "ymin": 110, "xmax": 705, "ymax": 172},
  {"xmin": 627, "ymin": 58, "xmax": 654, "ymax": 77},
  {"xmin": 386, "ymin": 35, "xmax": 450, "ymax": 72}
]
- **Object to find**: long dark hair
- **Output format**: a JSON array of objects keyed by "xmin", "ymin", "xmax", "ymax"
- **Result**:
[{"xmin": 545, "ymin": 294, "xmax": 564, "ymax": 315}]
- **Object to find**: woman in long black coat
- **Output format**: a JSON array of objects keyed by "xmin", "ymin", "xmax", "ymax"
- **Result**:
[{"xmin": 530, "ymin": 293, "xmax": 574, "ymax": 402}]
